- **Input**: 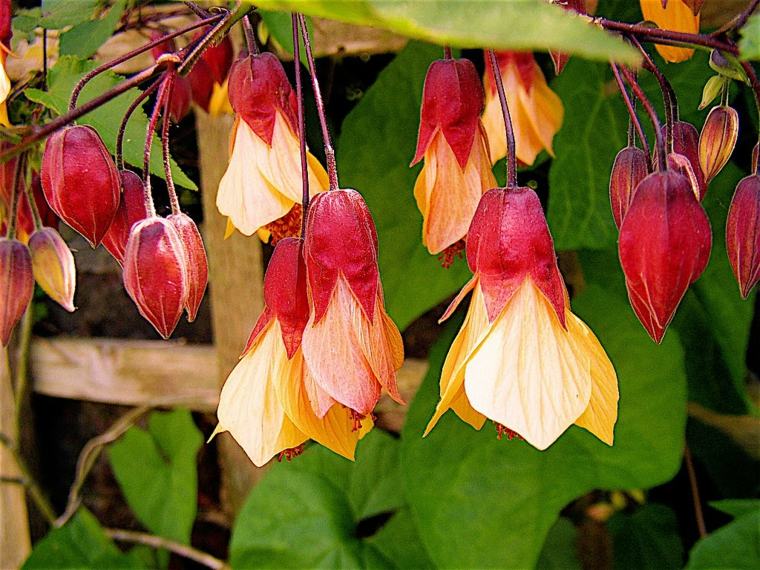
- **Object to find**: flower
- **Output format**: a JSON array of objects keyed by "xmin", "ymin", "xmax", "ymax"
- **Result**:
[
  {"xmin": 726, "ymin": 174, "xmax": 760, "ymax": 299},
  {"xmin": 699, "ymin": 105, "xmax": 739, "ymax": 185},
  {"xmin": 217, "ymin": 53, "xmax": 328, "ymax": 238},
  {"xmin": 0, "ymin": 237, "xmax": 33, "ymax": 346},
  {"xmin": 1, "ymin": 0, "xmax": 11, "ymax": 127},
  {"xmin": 425, "ymin": 187, "xmax": 618, "ymax": 450},
  {"xmin": 483, "ymin": 51, "xmax": 564, "ymax": 166},
  {"xmin": 411, "ymin": 58, "xmax": 496, "ymax": 255},
  {"xmin": 214, "ymin": 238, "xmax": 371, "ymax": 467},
  {"xmin": 28, "ymin": 227, "xmax": 76, "ymax": 312},
  {"xmin": 639, "ymin": 0, "xmax": 700, "ymax": 63},
  {"xmin": 302, "ymin": 189, "xmax": 405, "ymax": 419}
]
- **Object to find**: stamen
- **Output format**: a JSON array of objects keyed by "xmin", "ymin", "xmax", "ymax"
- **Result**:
[
  {"xmin": 263, "ymin": 204, "xmax": 302, "ymax": 244},
  {"xmin": 277, "ymin": 444, "xmax": 304, "ymax": 462},
  {"xmin": 438, "ymin": 240, "xmax": 465, "ymax": 269},
  {"xmin": 349, "ymin": 409, "xmax": 365, "ymax": 432},
  {"xmin": 494, "ymin": 422, "xmax": 522, "ymax": 441}
]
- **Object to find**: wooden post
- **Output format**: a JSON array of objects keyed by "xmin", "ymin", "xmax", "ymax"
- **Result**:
[
  {"xmin": 0, "ymin": 346, "xmax": 31, "ymax": 568},
  {"xmin": 195, "ymin": 111, "xmax": 266, "ymax": 516}
]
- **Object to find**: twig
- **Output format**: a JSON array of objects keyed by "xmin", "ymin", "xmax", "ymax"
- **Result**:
[
  {"xmin": 0, "ymin": 432, "xmax": 57, "ymax": 525},
  {"xmin": 105, "ymin": 528, "xmax": 229, "ymax": 570},
  {"xmin": 684, "ymin": 446, "xmax": 707, "ymax": 539},
  {"xmin": 160, "ymin": 73, "xmax": 181, "ymax": 215}
]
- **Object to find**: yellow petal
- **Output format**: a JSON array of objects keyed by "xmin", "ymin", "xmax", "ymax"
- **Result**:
[
  {"xmin": 208, "ymin": 80, "xmax": 233, "ymax": 117},
  {"xmin": 569, "ymin": 313, "xmax": 619, "ymax": 445},
  {"xmin": 0, "ymin": 58, "xmax": 10, "ymax": 105},
  {"xmin": 214, "ymin": 320, "xmax": 307, "ymax": 467},
  {"xmin": 464, "ymin": 280, "xmax": 593, "ymax": 450},
  {"xmin": 640, "ymin": 0, "xmax": 699, "ymax": 63},
  {"xmin": 224, "ymin": 218, "xmax": 236, "ymax": 239},
  {"xmin": 520, "ymin": 70, "xmax": 564, "ymax": 158}
]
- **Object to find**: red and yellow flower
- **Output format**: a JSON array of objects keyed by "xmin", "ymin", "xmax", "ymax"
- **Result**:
[
  {"xmin": 411, "ymin": 58, "xmax": 495, "ymax": 256},
  {"xmin": 639, "ymin": 0, "xmax": 701, "ymax": 63},
  {"xmin": 1, "ymin": 0, "xmax": 12, "ymax": 126},
  {"xmin": 483, "ymin": 51, "xmax": 564, "ymax": 166},
  {"xmin": 425, "ymin": 187, "xmax": 618, "ymax": 450}
]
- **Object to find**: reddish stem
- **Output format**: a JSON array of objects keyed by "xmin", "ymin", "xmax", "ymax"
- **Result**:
[
  {"xmin": 487, "ymin": 49, "xmax": 517, "ymax": 188},
  {"xmin": 292, "ymin": 14, "xmax": 310, "ymax": 237},
  {"xmin": 610, "ymin": 63, "xmax": 651, "ymax": 165},
  {"xmin": 142, "ymin": 78, "xmax": 170, "ymax": 217},
  {"xmin": 618, "ymin": 65, "xmax": 666, "ymax": 171},
  {"xmin": 160, "ymin": 74, "xmax": 181, "ymax": 215},
  {"xmin": 116, "ymin": 77, "xmax": 162, "ymax": 170}
]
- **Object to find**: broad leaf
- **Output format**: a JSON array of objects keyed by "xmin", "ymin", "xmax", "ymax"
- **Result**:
[
  {"xmin": 59, "ymin": 0, "xmax": 127, "ymax": 59},
  {"xmin": 402, "ymin": 269, "xmax": 687, "ymax": 568},
  {"xmin": 709, "ymin": 499, "xmax": 760, "ymax": 519},
  {"xmin": 338, "ymin": 42, "xmax": 470, "ymax": 330},
  {"xmin": 22, "ymin": 508, "xmax": 144, "ymax": 569},
  {"xmin": 258, "ymin": 10, "xmax": 311, "ymax": 66},
  {"xmin": 251, "ymin": 0, "xmax": 639, "ymax": 64},
  {"xmin": 25, "ymin": 56, "xmax": 197, "ymax": 190},
  {"xmin": 39, "ymin": 0, "xmax": 98, "ymax": 29},
  {"xmin": 739, "ymin": 13, "xmax": 760, "ymax": 61},
  {"xmin": 109, "ymin": 409, "xmax": 203, "ymax": 545},
  {"xmin": 536, "ymin": 518, "xmax": 582, "ymax": 570},
  {"xmin": 607, "ymin": 504, "xmax": 684, "ymax": 569},
  {"xmin": 686, "ymin": 511, "xmax": 760, "ymax": 569}
]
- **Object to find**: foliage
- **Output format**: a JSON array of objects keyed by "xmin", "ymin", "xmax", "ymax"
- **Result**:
[
  {"xmin": 686, "ymin": 508, "xmax": 760, "ymax": 569},
  {"xmin": 607, "ymin": 504, "xmax": 684, "ymax": 569},
  {"xmin": 58, "ymin": 0, "xmax": 127, "ymax": 59},
  {"xmin": 739, "ymin": 13, "xmax": 760, "ymax": 61}
]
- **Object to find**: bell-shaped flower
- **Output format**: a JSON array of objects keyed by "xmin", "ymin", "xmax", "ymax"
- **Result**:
[
  {"xmin": 150, "ymin": 34, "xmax": 192, "ymax": 121},
  {"xmin": 699, "ymin": 105, "xmax": 738, "ymax": 184},
  {"xmin": 669, "ymin": 120, "xmax": 706, "ymax": 199},
  {"xmin": 28, "ymin": 227, "xmax": 76, "ymax": 312},
  {"xmin": 609, "ymin": 145, "xmax": 649, "ymax": 228},
  {"xmin": 619, "ymin": 169, "xmax": 712, "ymax": 342},
  {"xmin": 0, "ymin": 237, "xmax": 33, "ymax": 346},
  {"xmin": 424, "ymin": 187, "xmax": 618, "ymax": 450},
  {"xmin": 483, "ymin": 51, "xmax": 564, "ymax": 166},
  {"xmin": 101, "ymin": 170, "xmax": 149, "ymax": 264},
  {"xmin": 639, "ymin": 0, "xmax": 700, "ymax": 63},
  {"xmin": 188, "ymin": 29, "xmax": 233, "ymax": 112},
  {"xmin": 726, "ymin": 174, "xmax": 760, "ymax": 298},
  {"xmin": 168, "ymin": 212, "xmax": 208, "ymax": 322},
  {"xmin": 302, "ymin": 189, "xmax": 405, "ymax": 419},
  {"xmin": 217, "ymin": 52, "xmax": 328, "ymax": 237},
  {"xmin": 411, "ymin": 58, "xmax": 496, "ymax": 255},
  {"xmin": 214, "ymin": 238, "xmax": 372, "ymax": 467}
]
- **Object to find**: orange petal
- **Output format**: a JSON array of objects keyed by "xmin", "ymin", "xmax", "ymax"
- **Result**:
[
  {"xmin": 640, "ymin": 0, "xmax": 700, "ymax": 63},
  {"xmin": 520, "ymin": 70, "xmax": 564, "ymax": 159}
]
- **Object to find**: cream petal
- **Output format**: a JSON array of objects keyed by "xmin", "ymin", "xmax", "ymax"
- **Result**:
[
  {"xmin": 0, "ymin": 60, "xmax": 10, "ymax": 104},
  {"xmin": 464, "ymin": 280, "xmax": 593, "ymax": 450},
  {"xmin": 483, "ymin": 92, "xmax": 507, "ymax": 164}
]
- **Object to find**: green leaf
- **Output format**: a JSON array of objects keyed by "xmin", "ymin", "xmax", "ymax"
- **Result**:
[
  {"xmin": 337, "ymin": 42, "xmax": 470, "ymax": 330},
  {"xmin": 536, "ymin": 518, "xmax": 582, "ymax": 570},
  {"xmin": 40, "ymin": 0, "xmax": 99, "ymax": 29},
  {"xmin": 24, "ymin": 56, "xmax": 197, "ymax": 190},
  {"xmin": 739, "ymin": 13, "xmax": 760, "ymax": 61},
  {"xmin": 402, "ymin": 269, "xmax": 687, "ymax": 568},
  {"xmin": 709, "ymin": 499, "xmax": 760, "ymax": 519},
  {"xmin": 366, "ymin": 507, "xmax": 435, "ymax": 569},
  {"xmin": 12, "ymin": 9, "xmax": 43, "ymax": 35},
  {"xmin": 22, "ymin": 508, "xmax": 144, "ymax": 569},
  {"xmin": 686, "ymin": 511, "xmax": 760, "ymax": 569},
  {"xmin": 59, "ymin": 0, "xmax": 127, "ymax": 59},
  {"xmin": 230, "ymin": 430, "xmax": 426, "ymax": 569},
  {"xmin": 109, "ymin": 409, "xmax": 203, "ymax": 545},
  {"xmin": 251, "ymin": 0, "xmax": 639, "ymax": 64},
  {"xmin": 607, "ymin": 504, "xmax": 684, "ymax": 569}
]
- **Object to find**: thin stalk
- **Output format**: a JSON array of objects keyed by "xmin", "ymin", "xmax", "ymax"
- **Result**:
[
  {"xmin": 619, "ymin": 65, "xmax": 666, "ymax": 171},
  {"xmin": 24, "ymin": 182, "xmax": 44, "ymax": 230},
  {"xmin": 178, "ymin": 5, "xmax": 245, "ymax": 76},
  {"xmin": 612, "ymin": 64, "xmax": 651, "ymax": 163},
  {"xmin": 1, "ymin": 64, "xmax": 162, "ymax": 163},
  {"xmin": 242, "ymin": 13, "xmax": 259, "ymax": 55},
  {"xmin": 184, "ymin": 1, "xmax": 210, "ymax": 19},
  {"xmin": 443, "ymin": 46, "xmax": 452, "ymax": 59},
  {"xmin": 12, "ymin": 308, "xmax": 33, "ymax": 448},
  {"xmin": 42, "ymin": 30, "xmax": 48, "ymax": 88},
  {"xmin": 739, "ymin": 60, "xmax": 760, "ymax": 173},
  {"xmin": 0, "ymin": 432, "xmax": 57, "ymax": 525},
  {"xmin": 160, "ymin": 74, "xmax": 181, "ymax": 215},
  {"xmin": 298, "ymin": 13, "xmax": 339, "ymax": 191},
  {"xmin": 5, "ymin": 155, "xmax": 23, "ymax": 238},
  {"xmin": 106, "ymin": 529, "xmax": 228, "ymax": 569},
  {"xmin": 684, "ymin": 446, "xmax": 707, "ymax": 539},
  {"xmin": 116, "ymin": 77, "xmax": 162, "ymax": 171},
  {"xmin": 292, "ymin": 15, "xmax": 310, "ymax": 237},
  {"xmin": 487, "ymin": 49, "xmax": 518, "ymax": 188},
  {"xmin": 710, "ymin": 0, "xmax": 759, "ymax": 36},
  {"xmin": 142, "ymin": 78, "xmax": 170, "ymax": 217}
]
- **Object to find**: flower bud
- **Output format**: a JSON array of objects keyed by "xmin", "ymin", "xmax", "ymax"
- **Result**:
[
  {"xmin": 667, "ymin": 152, "xmax": 701, "ymax": 201},
  {"xmin": 28, "ymin": 227, "xmax": 76, "ymax": 312},
  {"xmin": 619, "ymin": 170, "xmax": 712, "ymax": 342},
  {"xmin": 188, "ymin": 58, "xmax": 214, "ymax": 112},
  {"xmin": 102, "ymin": 170, "xmax": 150, "ymax": 264},
  {"xmin": 0, "ymin": 237, "xmax": 33, "ymax": 346},
  {"xmin": 167, "ymin": 212, "xmax": 208, "ymax": 322},
  {"xmin": 726, "ymin": 174, "xmax": 760, "ymax": 298},
  {"xmin": 752, "ymin": 142, "xmax": 758, "ymax": 174},
  {"xmin": 187, "ymin": 29, "xmax": 233, "ymax": 109},
  {"xmin": 699, "ymin": 105, "xmax": 739, "ymax": 184},
  {"xmin": 669, "ymin": 121, "xmax": 706, "ymax": 200},
  {"xmin": 609, "ymin": 146, "xmax": 648, "ymax": 229},
  {"xmin": 17, "ymin": 174, "xmax": 58, "ymax": 239},
  {"xmin": 122, "ymin": 217, "xmax": 188, "ymax": 339},
  {"xmin": 40, "ymin": 125, "xmax": 120, "ymax": 246},
  {"xmin": 151, "ymin": 34, "xmax": 192, "ymax": 121}
]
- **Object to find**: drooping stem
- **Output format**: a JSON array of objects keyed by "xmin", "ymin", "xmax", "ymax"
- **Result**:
[
  {"xmin": 116, "ymin": 77, "xmax": 162, "ymax": 171},
  {"xmin": 443, "ymin": 45, "xmax": 452, "ymax": 59},
  {"xmin": 684, "ymin": 446, "xmax": 707, "ymax": 539},
  {"xmin": 595, "ymin": 17, "xmax": 738, "ymax": 54},
  {"xmin": 160, "ymin": 74, "xmax": 181, "ymax": 215},
  {"xmin": 12, "ymin": 308, "xmax": 33, "ymax": 452},
  {"xmin": 23, "ymin": 180, "xmax": 44, "ymax": 230},
  {"xmin": 292, "ymin": 15, "xmax": 310, "ymax": 237},
  {"xmin": 618, "ymin": 65, "xmax": 666, "ymax": 171},
  {"xmin": 142, "ymin": 78, "xmax": 170, "ymax": 217},
  {"xmin": 611, "ymin": 64, "xmax": 651, "ymax": 163},
  {"xmin": 487, "ymin": 49, "xmax": 517, "ymax": 188},
  {"xmin": 178, "ymin": 5, "xmax": 245, "ymax": 76},
  {"xmin": 242, "ymin": 13, "xmax": 259, "ymax": 55},
  {"xmin": 740, "ymin": 60, "xmax": 760, "ymax": 173},
  {"xmin": 68, "ymin": 14, "xmax": 223, "ymax": 112},
  {"xmin": 105, "ymin": 529, "xmax": 228, "ymax": 569},
  {"xmin": 5, "ymin": 154, "xmax": 25, "ymax": 238},
  {"xmin": 298, "ymin": 13, "xmax": 339, "ymax": 191}
]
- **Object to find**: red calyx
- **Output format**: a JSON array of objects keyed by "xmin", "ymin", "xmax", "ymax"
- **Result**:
[
  {"xmin": 668, "ymin": 121, "xmax": 706, "ymax": 200},
  {"xmin": 227, "ymin": 52, "xmax": 297, "ymax": 145},
  {"xmin": 549, "ymin": 0, "xmax": 588, "ymax": 75},
  {"xmin": 167, "ymin": 212, "xmax": 208, "ymax": 323},
  {"xmin": 14, "ymin": 174, "xmax": 59, "ymax": 238},
  {"xmin": 194, "ymin": 28, "xmax": 233, "ymax": 85},
  {"xmin": 1, "ymin": 0, "xmax": 12, "ymax": 48},
  {"xmin": 726, "ymin": 174, "xmax": 760, "ymax": 299},
  {"xmin": 188, "ymin": 58, "xmax": 214, "ymax": 112},
  {"xmin": 304, "ymin": 189, "xmax": 380, "ymax": 323},
  {"xmin": 618, "ymin": 170, "xmax": 712, "ymax": 343},
  {"xmin": 412, "ymin": 58, "xmax": 484, "ymax": 169},
  {"xmin": 122, "ymin": 217, "xmax": 188, "ymax": 339},
  {"xmin": 466, "ymin": 187, "xmax": 566, "ymax": 325},
  {"xmin": 609, "ymin": 146, "xmax": 649, "ymax": 229},
  {"xmin": 245, "ymin": 237, "xmax": 310, "ymax": 358},
  {"xmin": 486, "ymin": 51, "xmax": 536, "ymax": 94},
  {"xmin": 40, "ymin": 125, "xmax": 121, "ymax": 247},
  {"xmin": 102, "ymin": 170, "xmax": 149, "ymax": 264},
  {"xmin": 0, "ymin": 238, "xmax": 33, "ymax": 346},
  {"xmin": 166, "ymin": 73, "xmax": 192, "ymax": 122}
]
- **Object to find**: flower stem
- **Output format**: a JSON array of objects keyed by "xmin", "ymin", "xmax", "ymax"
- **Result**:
[
  {"xmin": 739, "ymin": 60, "xmax": 760, "ymax": 174},
  {"xmin": 24, "ymin": 180, "xmax": 44, "ymax": 230},
  {"xmin": 298, "ymin": 13, "xmax": 339, "ymax": 191},
  {"xmin": 611, "ymin": 64, "xmax": 651, "ymax": 164},
  {"xmin": 443, "ymin": 46, "xmax": 452, "ymax": 59},
  {"xmin": 116, "ymin": 77, "xmax": 163, "ymax": 171},
  {"xmin": 5, "ymin": 154, "xmax": 25, "ymax": 238},
  {"xmin": 618, "ymin": 64, "xmax": 666, "ymax": 172},
  {"xmin": 684, "ymin": 446, "xmax": 707, "ymax": 539},
  {"xmin": 160, "ymin": 73, "xmax": 181, "ymax": 215},
  {"xmin": 105, "ymin": 529, "xmax": 228, "ymax": 569},
  {"xmin": 242, "ymin": 13, "xmax": 259, "ymax": 55},
  {"xmin": 292, "ymin": 14, "xmax": 310, "ymax": 237},
  {"xmin": 178, "ymin": 6, "xmax": 245, "ymax": 76},
  {"xmin": 142, "ymin": 78, "xmax": 170, "ymax": 217},
  {"xmin": 487, "ymin": 49, "xmax": 517, "ymax": 188}
]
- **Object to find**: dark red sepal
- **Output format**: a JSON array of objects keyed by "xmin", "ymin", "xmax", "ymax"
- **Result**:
[
  {"xmin": 668, "ymin": 121, "xmax": 706, "ymax": 200},
  {"xmin": 0, "ymin": 238, "xmax": 33, "ymax": 346},
  {"xmin": 168, "ymin": 212, "xmax": 208, "ymax": 323},
  {"xmin": 304, "ymin": 189, "xmax": 379, "ymax": 323},
  {"xmin": 726, "ymin": 174, "xmax": 760, "ymax": 299},
  {"xmin": 102, "ymin": 170, "xmax": 149, "ymax": 264},
  {"xmin": 609, "ymin": 146, "xmax": 648, "ymax": 229},
  {"xmin": 466, "ymin": 187, "xmax": 566, "ymax": 325},
  {"xmin": 412, "ymin": 58, "xmax": 484, "ymax": 169},
  {"xmin": 618, "ymin": 170, "xmax": 712, "ymax": 343}
]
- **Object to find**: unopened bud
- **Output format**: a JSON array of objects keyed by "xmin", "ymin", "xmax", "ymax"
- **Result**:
[
  {"xmin": 670, "ymin": 121, "xmax": 706, "ymax": 200},
  {"xmin": 102, "ymin": 170, "xmax": 149, "ymax": 264},
  {"xmin": 698, "ymin": 75, "xmax": 727, "ymax": 110},
  {"xmin": 167, "ymin": 213, "xmax": 208, "ymax": 322},
  {"xmin": 726, "ymin": 174, "xmax": 760, "ymax": 298},
  {"xmin": 699, "ymin": 105, "xmax": 739, "ymax": 184},
  {"xmin": 0, "ymin": 238, "xmax": 33, "ymax": 346},
  {"xmin": 751, "ymin": 142, "xmax": 758, "ymax": 174},
  {"xmin": 609, "ymin": 145, "xmax": 648, "ymax": 229},
  {"xmin": 122, "ymin": 217, "xmax": 188, "ymax": 339},
  {"xmin": 28, "ymin": 227, "xmax": 76, "ymax": 312}
]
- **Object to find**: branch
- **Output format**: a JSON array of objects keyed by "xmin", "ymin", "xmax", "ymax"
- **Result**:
[{"xmin": 105, "ymin": 529, "xmax": 229, "ymax": 570}]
